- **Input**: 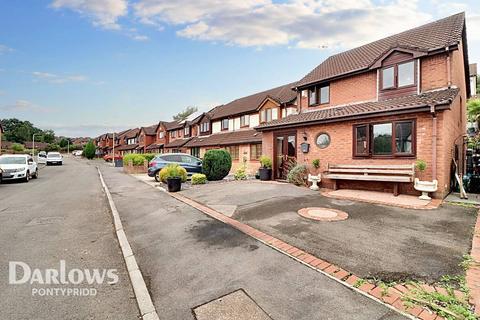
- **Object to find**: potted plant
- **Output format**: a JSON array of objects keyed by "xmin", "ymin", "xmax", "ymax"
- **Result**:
[
  {"xmin": 159, "ymin": 164, "xmax": 187, "ymax": 192},
  {"xmin": 413, "ymin": 160, "xmax": 438, "ymax": 200},
  {"xmin": 259, "ymin": 156, "xmax": 272, "ymax": 181}
]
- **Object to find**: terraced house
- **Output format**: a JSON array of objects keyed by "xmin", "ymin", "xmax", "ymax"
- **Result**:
[
  {"xmin": 256, "ymin": 13, "xmax": 470, "ymax": 199},
  {"xmin": 185, "ymin": 83, "xmax": 298, "ymax": 174}
]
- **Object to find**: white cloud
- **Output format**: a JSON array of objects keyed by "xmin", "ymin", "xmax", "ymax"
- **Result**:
[
  {"xmin": 0, "ymin": 100, "xmax": 53, "ymax": 113},
  {"xmin": 133, "ymin": 0, "xmax": 432, "ymax": 49},
  {"xmin": 51, "ymin": 0, "xmax": 128, "ymax": 30},
  {"xmin": 0, "ymin": 44, "xmax": 14, "ymax": 54},
  {"xmin": 32, "ymin": 71, "xmax": 88, "ymax": 84}
]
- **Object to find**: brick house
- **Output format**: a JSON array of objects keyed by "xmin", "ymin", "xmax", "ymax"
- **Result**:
[
  {"xmin": 256, "ymin": 13, "xmax": 470, "ymax": 199},
  {"xmin": 163, "ymin": 120, "xmax": 192, "ymax": 153},
  {"xmin": 185, "ymin": 83, "xmax": 297, "ymax": 174},
  {"xmin": 146, "ymin": 121, "xmax": 168, "ymax": 153},
  {"xmin": 115, "ymin": 128, "xmax": 140, "ymax": 155},
  {"xmin": 137, "ymin": 124, "xmax": 158, "ymax": 153}
]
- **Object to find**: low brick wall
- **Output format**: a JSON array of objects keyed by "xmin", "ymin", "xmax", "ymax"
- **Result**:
[{"xmin": 123, "ymin": 160, "xmax": 148, "ymax": 174}]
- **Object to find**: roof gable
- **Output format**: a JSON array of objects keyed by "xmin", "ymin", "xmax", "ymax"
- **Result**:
[{"xmin": 297, "ymin": 12, "xmax": 465, "ymax": 88}]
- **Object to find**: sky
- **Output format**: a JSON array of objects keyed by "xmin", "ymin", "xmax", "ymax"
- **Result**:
[{"xmin": 0, "ymin": 0, "xmax": 479, "ymax": 138}]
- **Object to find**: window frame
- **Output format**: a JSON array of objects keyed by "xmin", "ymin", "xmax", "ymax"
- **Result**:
[
  {"xmin": 226, "ymin": 145, "xmax": 240, "ymax": 160},
  {"xmin": 200, "ymin": 122, "xmax": 210, "ymax": 133},
  {"xmin": 380, "ymin": 60, "xmax": 416, "ymax": 91},
  {"xmin": 170, "ymin": 131, "xmax": 176, "ymax": 138},
  {"xmin": 240, "ymin": 114, "xmax": 250, "ymax": 128},
  {"xmin": 353, "ymin": 119, "xmax": 416, "ymax": 158},
  {"xmin": 250, "ymin": 143, "xmax": 262, "ymax": 160},
  {"xmin": 308, "ymin": 84, "xmax": 330, "ymax": 107},
  {"xmin": 221, "ymin": 118, "xmax": 229, "ymax": 131},
  {"xmin": 260, "ymin": 109, "xmax": 273, "ymax": 123},
  {"xmin": 184, "ymin": 126, "xmax": 190, "ymax": 137}
]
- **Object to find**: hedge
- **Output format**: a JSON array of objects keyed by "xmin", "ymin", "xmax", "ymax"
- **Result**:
[{"xmin": 123, "ymin": 153, "xmax": 152, "ymax": 166}]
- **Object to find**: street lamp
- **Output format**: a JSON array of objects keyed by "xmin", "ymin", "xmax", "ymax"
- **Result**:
[{"xmin": 32, "ymin": 133, "xmax": 42, "ymax": 157}]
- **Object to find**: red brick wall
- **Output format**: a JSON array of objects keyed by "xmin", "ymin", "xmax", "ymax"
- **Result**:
[
  {"xmin": 261, "ymin": 111, "xmax": 458, "ymax": 198},
  {"xmin": 421, "ymin": 53, "xmax": 448, "ymax": 91}
]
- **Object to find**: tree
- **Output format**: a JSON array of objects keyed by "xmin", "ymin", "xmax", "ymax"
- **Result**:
[
  {"xmin": 477, "ymin": 75, "xmax": 480, "ymax": 94},
  {"xmin": 468, "ymin": 99, "xmax": 480, "ymax": 127},
  {"xmin": 42, "ymin": 130, "xmax": 55, "ymax": 143},
  {"xmin": 83, "ymin": 140, "xmax": 96, "ymax": 159},
  {"xmin": 173, "ymin": 106, "xmax": 198, "ymax": 121},
  {"xmin": 59, "ymin": 138, "xmax": 70, "ymax": 148},
  {"xmin": 11, "ymin": 143, "xmax": 25, "ymax": 153}
]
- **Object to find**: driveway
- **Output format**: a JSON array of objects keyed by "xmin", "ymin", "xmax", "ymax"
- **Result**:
[
  {"xmin": 99, "ymin": 164, "xmax": 407, "ymax": 320},
  {"xmin": 181, "ymin": 181, "xmax": 477, "ymax": 283}
]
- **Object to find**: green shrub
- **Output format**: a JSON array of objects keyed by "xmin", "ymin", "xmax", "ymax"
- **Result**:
[
  {"xmin": 234, "ymin": 167, "xmax": 247, "ymax": 180},
  {"xmin": 191, "ymin": 173, "xmax": 207, "ymax": 185},
  {"xmin": 259, "ymin": 155, "xmax": 272, "ymax": 169},
  {"xmin": 415, "ymin": 159, "xmax": 427, "ymax": 172},
  {"xmin": 287, "ymin": 164, "xmax": 308, "ymax": 186},
  {"xmin": 11, "ymin": 143, "xmax": 25, "ymax": 153},
  {"xmin": 202, "ymin": 149, "xmax": 232, "ymax": 181},
  {"xmin": 123, "ymin": 154, "xmax": 149, "ymax": 166},
  {"xmin": 159, "ymin": 164, "xmax": 187, "ymax": 183},
  {"xmin": 312, "ymin": 159, "xmax": 320, "ymax": 169},
  {"xmin": 144, "ymin": 154, "xmax": 155, "ymax": 163},
  {"xmin": 83, "ymin": 140, "xmax": 96, "ymax": 159}
]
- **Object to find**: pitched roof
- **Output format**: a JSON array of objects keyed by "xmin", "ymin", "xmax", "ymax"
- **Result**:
[
  {"xmin": 209, "ymin": 83, "xmax": 297, "ymax": 120},
  {"xmin": 296, "ymin": 13, "xmax": 465, "ymax": 88},
  {"xmin": 165, "ymin": 120, "xmax": 184, "ymax": 130},
  {"xmin": 256, "ymin": 88, "xmax": 459, "ymax": 131},
  {"xmin": 146, "ymin": 143, "xmax": 164, "ymax": 150},
  {"xmin": 124, "ymin": 128, "xmax": 140, "ymax": 139},
  {"xmin": 185, "ymin": 129, "xmax": 262, "ymax": 148},
  {"xmin": 116, "ymin": 143, "xmax": 138, "ymax": 151},
  {"xmin": 164, "ymin": 138, "xmax": 192, "ymax": 148},
  {"xmin": 141, "ymin": 124, "xmax": 158, "ymax": 135}
]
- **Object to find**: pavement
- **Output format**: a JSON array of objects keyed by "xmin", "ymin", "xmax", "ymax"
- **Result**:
[
  {"xmin": 0, "ymin": 157, "xmax": 139, "ymax": 320},
  {"xmin": 98, "ymin": 163, "xmax": 408, "ymax": 320},
  {"xmin": 181, "ymin": 181, "xmax": 477, "ymax": 283}
]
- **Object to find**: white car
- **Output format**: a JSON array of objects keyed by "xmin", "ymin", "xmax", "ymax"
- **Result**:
[
  {"xmin": 72, "ymin": 150, "xmax": 83, "ymax": 156},
  {"xmin": 0, "ymin": 154, "xmax": 38, "ymax": 182},
  {"xmin": 37, "ymin": 151, "xmax": 47, "ymax": 164},
  {"xmin": 46, "ymin": 152, "xmax": 63, "ymax": 166}
]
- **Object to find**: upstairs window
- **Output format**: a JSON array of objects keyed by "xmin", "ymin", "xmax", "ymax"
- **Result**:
[
  {"xmin": 381, "ymin": 61, "xmax": 415, "ymax": 90},
  {"xmin": 308, "ymin": 84, "xmax": 330, "ymax": 106},
  {"xmin": 260, "ymin": 109, "xmax": 273, "ymax": 123},
  {"xmin": 221, "ymin": 119, "xmax": 229, "ymax": 131},
  {"xmin": 159, "ymin": 131, "xmax": 165, "ymax": 139},
  {"xmin": 200, "ymin": 122, "xmax": 210, "ymax": 132},
  {"xmin": 170, "ymin": 131, "xmax": 176, "ymax": 138},
  {"xmin": 184, "ymin": 126, "xmax": 190, "ymax": 136},
  {"xmin": 240, "ymin": 115, "xmax": 250, "ymax": 127},
  {"xmin": 354, "ymin": 120, "xmax": 415, "ymax": 157}
]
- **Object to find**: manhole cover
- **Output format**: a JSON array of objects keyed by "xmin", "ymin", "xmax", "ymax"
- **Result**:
[
  {"xmin": 298, "ymin": 207, "xmax": 348, "ymax": 221},
  {"xmin": 193, "ymin": 289, "xmax": 272, "ymax": 320}
]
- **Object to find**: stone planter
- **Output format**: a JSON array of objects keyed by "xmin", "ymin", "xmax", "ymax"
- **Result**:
[{"xmin": 414, "ymin": 178, "xmax": 438, "ymax": 200}]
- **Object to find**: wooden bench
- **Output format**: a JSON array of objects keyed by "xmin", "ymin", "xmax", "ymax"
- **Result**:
[{"xmin": 323, "ymin": 163, "xmax": 415, "ymax": 196}]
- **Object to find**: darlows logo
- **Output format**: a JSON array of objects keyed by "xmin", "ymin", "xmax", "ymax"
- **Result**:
[{"xmin": 9, "ymin": 261, "xmax": 119, "ymax": 296}]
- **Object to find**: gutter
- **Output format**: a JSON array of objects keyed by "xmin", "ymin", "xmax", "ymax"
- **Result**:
[{"xmin": 255, "ymin": 100, "xmax": 453, "ymax": 132}]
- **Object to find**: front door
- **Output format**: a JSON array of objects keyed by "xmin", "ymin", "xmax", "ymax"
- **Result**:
[{"xmin": 274, "ymin": 132, "xmax": 297, "ymax": 180}]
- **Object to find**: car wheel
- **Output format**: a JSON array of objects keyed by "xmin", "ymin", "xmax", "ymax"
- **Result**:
[
  {"xmin": 24, "ymin": 171, "xmax": 30, "ymax": 182},
  {"xmin": 155, "ymin": 172, "xmax": 160, "ymax": 182},
  {"xmin": 33, "ymin": 169, "xmax": 38, "ymax": 179}
]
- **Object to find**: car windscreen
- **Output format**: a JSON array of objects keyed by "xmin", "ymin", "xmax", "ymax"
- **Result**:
[
  {"xmin": 0, "ymin": 157, "xmax": 26, "ymax": 164},
  {"xmin": 47, "ymin": 153, "xmax": 61, "ymax": 158}
]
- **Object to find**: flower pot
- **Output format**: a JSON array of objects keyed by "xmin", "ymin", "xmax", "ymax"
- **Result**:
[
  {"xmin": 414, "ymin": 178, "xmax": 438, "ymax": 200},
  {"xmin": 166, "ymin": 177, "xmax": 182, "ymax": 192},
  {"xmin": 259, "ymin": 167, "xmax": 272, "ymax": 181}
]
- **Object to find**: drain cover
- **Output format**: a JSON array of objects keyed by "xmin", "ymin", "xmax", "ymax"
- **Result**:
[
  {"xmin": 193, "ymin": 289, "xmax": 272, "ymax": 320},
  {"xmin": 298, "ymin": 207, "xmax": 348, "ymax": 221}
]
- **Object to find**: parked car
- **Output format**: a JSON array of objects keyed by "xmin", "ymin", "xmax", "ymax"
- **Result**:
[
  {"xmin": 0, "ymin": 167, "xmax": 3, "ymax": 184},
  {"xmin": 103, "ymin": 154, "xmax": 122, "ymax": 162},
  {"xmin": 72, "ymin": 150, "xmax": 83, "ymax": 156},
  {"xmin": 148, "ymin": 153, "xmax": 203, "ymax": 182},
  {"xmin": 46, "ymin": 152, "xmax": 63, "ymax": 166},
  {"xmin": 0, "ymin": 154, "xmax": 38, "ymax": 182},
  {"xmin": 37, "ymin": 151, "xmax": 47, "ymax": 164}
]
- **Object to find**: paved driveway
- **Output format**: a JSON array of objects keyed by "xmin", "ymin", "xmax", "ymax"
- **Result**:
[
  {"xmin": 181, "ymin": 181, "xmax": 477, "ymax": 283},
  {"xmin": 100, "ymin": 165, "xmax": 407, "ymax": 320}
]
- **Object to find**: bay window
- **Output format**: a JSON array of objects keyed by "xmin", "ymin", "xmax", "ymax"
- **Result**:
[{"xmin": 354, "ymin": 120, "xmax": 415, "ymax": 157}]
